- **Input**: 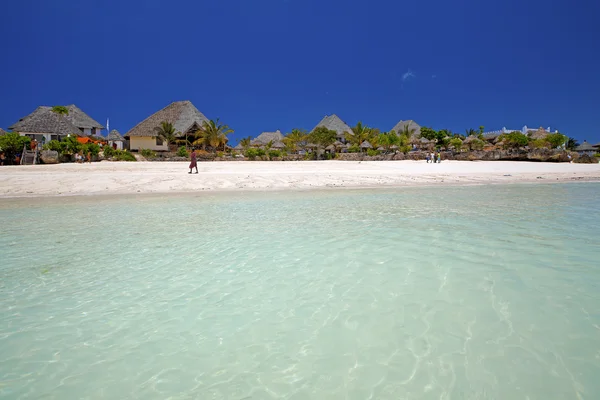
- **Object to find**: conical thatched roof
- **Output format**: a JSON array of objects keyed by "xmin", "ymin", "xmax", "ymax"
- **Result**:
[
  {"xmin": 325, "ymin": 144, "xmax": 336, "ymax": 151},
  {"xmin": 360, "ymin": 140, "xmax": 373, "ymax": 149},
  {"xmin": 125, "ymin": 101, "xmax": 208, "ymax": 138},
  {"xmin": 575, "ymin": 141, "xmax": 596, "ymax": 152},
  {"xmin": 251, "ymin": 130, "xmax": 285, "ymax": 146},
  {"xmin": 529, "ymin": 127, "xmax": 548, "ymax": 140},
  {"xmin": 419, "ymin": 137, "xmax": 430, "ymax": 144},
  {"xmin": 312, "ymin": 114, "xmax": 353, "ymax": 139},
  {"xmin": 333, "ymin": 140, "xmax": 345, "ymax": 148},
  {"xmin": 390, "ymin": 120, "xmax": 421, "ymax": 137},
  {"xmin": 233, "ymin": 143, "xmax": 244, "ymax": 150},
  {"xmin": 107, "ymin": 129, "xmax": 125, "ymax": 142},
  {"xmin": 463, "ymin": 135, "xmax": 479, "ymax": 144},
  {"xmin": 271, "ymin": 140, "xmax": 285, "ymax": 149},
  {"xmin": 9, "ymin": 106, "xmax": 88, "ymax": 136}
]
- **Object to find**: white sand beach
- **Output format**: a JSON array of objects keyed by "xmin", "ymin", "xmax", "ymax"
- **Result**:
[{"xmin": 0, "ymin": 160, "xmax": 599, "ymax": 198}]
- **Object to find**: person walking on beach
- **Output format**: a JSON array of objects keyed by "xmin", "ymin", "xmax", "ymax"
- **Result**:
[
  {"xmin": 189, "ymin": 149, "xmax": 198, "ymax": 174},
  {"xmin": 426, "ymin": 153, "xmax": 431, "ymax": 163},
  {"xmin": 87, "ymin": 150, "xmax": 92, "ymax": 163},
  {"xmin": 431, "ymin": 152, "xmax": 436, "ymax": 163},
  {"xmin": 437, "ymin": 152, "xmax": 441, "ymax": 163}
]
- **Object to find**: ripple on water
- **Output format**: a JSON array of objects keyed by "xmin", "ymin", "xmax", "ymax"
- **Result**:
[{"xmin": 1, "ymin": 184, "xmax": 600, "ymax": 399}]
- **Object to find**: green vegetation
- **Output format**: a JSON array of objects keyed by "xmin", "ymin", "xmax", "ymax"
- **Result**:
[
  {"xmin": 154, "ymin": 121, "xmax": 179, "ymax": 149},
  {"xmin": 308, "ymin": 126, "xmax": 337, "ymax": 158},
  {"xmin": 194, "ymin": 119, "xmax": 233, "ymax": 151},
  {"xmin": 366, "ymin": 149, "xmax": 379, "ymax": 157},
  {"xmin": 499, "ymin": 132, "xmax": 529, "ymax": 149},
  {"xmin": 566, "ymin": 137, "xmax": 579, "ymax": 151},
  {"xmin": 347, "ymin": 144, "xmax": 360, "ymax": 153},
  {"xmin": 546, "ymin": 133, "xmax": 567, "ymax": 149},
  {"xmin": 268, "ymin": 149, "xmax": 281, "ymax": 159},
  {"xmin": 177, "ymin": 146, "xmax": 189, "ymax": 157},
  {"xmin": 0, "ymin": 132, "xmax": 31, "ymax": 163},
  {"xmin": 283, "ymin": 129, "xmax": 307, "ymax": 153},
  {"xmin": 449, "ymin": 137, "xmax": 463, "ymax": 151},
  {"xmin": 102, "ymin": 146, "xmax": 136, "ymax": 161},
  {"xmin": 140, "ymin": 148, "xmax": 157, "ymax": 158}
]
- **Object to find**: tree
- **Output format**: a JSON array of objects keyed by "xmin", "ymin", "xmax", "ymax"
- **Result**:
[
  {"xmin": 308, "ymin": 126, "xmax": 336, "ymax": 158},
  {"xmin": 51, "ymin": 106, "xmax": 69, "ymax": 139},
  {"xmin": 566, "ymin": 137, "xmax": 579, "ymax": 151},
  {"xmin": 420, "ymin": 126, "xmax": 438, "ymax": 141},
  {"xmin": 283, "ymin": 129, "xmax": 307, "ymax": 153},
  {"xmin": 154, "ymin": 121, "xmax": 179, "ymax": 149},
  {"xmin": 0, "ymin": 132, "xmax": 31, "ymax": 164},
  {"xmin": 346, "ymin": 122, "xmax": 374, "ymax": 146},
  {"xmin": 465, "ymin": 128, "xmax": 477, "ymax": 137},
  {"xmin": 194, "ymin": 119, "xmax": 234, "ymax": 152},
  {"xmin": 449, "ymin": 137, "xmax": 463, "ymax": 152},
  {"xmin": 239, "ymin": 136, "xmax": 252, "ymax": 151},
  {"xmin": 501, "ymin": 132, "xmax": 529, "ymax": 149},
  {"xmin": 546, "ymin": 133, "xmax": 567, "ymax": 149}
]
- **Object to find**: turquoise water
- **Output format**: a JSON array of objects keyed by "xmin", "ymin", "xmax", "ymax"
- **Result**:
[{"xmin": 1, "ymin": 184, "xmax": 599, "ymax": 399}]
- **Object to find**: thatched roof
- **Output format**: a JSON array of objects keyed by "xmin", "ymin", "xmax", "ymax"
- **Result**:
[
  {"xmin": 483, "ymin": 132, "xmax": 500, "ymax": 141},
  {"xmin": 576, "ymin": 141, "xmax": 596, "ymax": 152},
  {"xmin": 390, "ymin": 144, "xmax": 399, "ymax": 149},
  {"xmin": 64, "ymin": 105, "xmax": 104, "ymax": 129},
  {"xmin": 233, "ymin": 143, "xmax": 244, "ymax": 150},
  {"xmin": 312, "ymin": 114, "xmax": 353, "ymax": 139},
  {"xmin": 9, "ymin": 106, "xmax": 89, "ymax": 136},
  {"xmin": 529, "ymin": 127, "xmax": 548, "ymax": 140},
  {"xmin": 0, "ymin": 128, "xmax": 6, "ymax": 136},
  {"xmin": 463, "ymin": 135, "xmax": 480, "ymax": 144},
  {"xmin": 271, "ymin": 140, "xmax": 285, "ymax": 149},
  {"xmin": 251, "ymin": 130, "xmax": 285, "ymax": 146},
  {"xmin": 107, "ymin": 129, "xmax": 125, "ymax": 142},
  {"xmin": 325, "ymin": 144, "xmax": 336, "ymax": 151},
  {"xmin": 593, "ymin": 142, "xmax": 600, "ymax": 148},
  {"xmin": 125, "ymin": 101, "xmax": 208, "ymax": 138},
  {"xmin": 360, "ymin": 140, "xmax": 373, "ymax": 149},
  {"xmin": 333, "ymin": 140, "xmax": 346, "ymax": 148},
  {"xmin": 419, "ymin": 137, "xmax": 430, "ymax": 144},
  {"xmin": 390, "ymin": 120, "xmax": 421, "ymax": 137}
]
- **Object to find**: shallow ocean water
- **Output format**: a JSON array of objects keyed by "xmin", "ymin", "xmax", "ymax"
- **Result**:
[{"xmin": 1, "ymin": 183, "xmax": 599, "ymax": 399}]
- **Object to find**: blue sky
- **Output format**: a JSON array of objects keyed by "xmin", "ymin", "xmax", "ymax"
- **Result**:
[{"xmin": 1, "ymin": 0, "xmax": 599, "ymax": 144}]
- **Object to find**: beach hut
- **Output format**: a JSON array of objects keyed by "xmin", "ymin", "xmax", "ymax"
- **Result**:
[
  {"xmin": 107, "ymin": 129, "xmax": 125, "ymax": 150},
  {"xmin": 360, "ymin": 140, "xmax": 373, "ymax": 151},
  {"xmin": 311, "ymin": 114, "xmax": 354, "ymax": 143},
  {"xmin": 390, "ymin": 144, "xmax": 399, "ymax": 153},
  {"xmin": 390, "ymin": 120, "xmax": 421, "ymax": 138},
  {"xmin": 325, "ymin": 144, "xmax": 336, "ymax": 153},
  {"xmin": 233, "ymin": 143, "xmax": 244, "ymax": 152},
  {"xmin": 250, "ymin": 130, "xmax": 285, "ymax": 148},
  {"xmin": 9, "ymin": 105, "xmax": 104, "ymax": 144},
  {"xmin": 125, "ymin": 101, "xmax": 209, "ymax": 151},
  {"xmin": 528, "ymin": 127, "xmax": 549, "ymax": 140},
  {"xmin": 575, "ymin": 141, "xmax": 597, "ymax": 156},
  {"xmin": 271, "ymin": 140, "xmax": 286, "ymax": 149}
]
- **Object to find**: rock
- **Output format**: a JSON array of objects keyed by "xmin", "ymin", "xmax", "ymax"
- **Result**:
[
  {"xmin": 574, "ymin": 154, "xmax": 598, "ymax": 164},
  {"xmin": 40, "ymin": 150, "xmax": 59, "ymax": 164}
]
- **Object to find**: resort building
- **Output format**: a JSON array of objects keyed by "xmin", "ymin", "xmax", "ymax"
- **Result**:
[
  {"xmin": 125, "ymin": 100, "xmax": 209, "ymax": 151},
  {"xmin": 575, "ymin": 141, "xmax": 597, "ymax": 156},
  {"xmin": 311, "ymin": 114, "xmax": 353, "ymax": 143},
  {"xmin": 107, "ymin": 129, "xmax": 126, "ymax": 150},
  {"xmin": 250, "ymin": 130, "xmax": 285, "ymax": 149},
  {"xmin": 390, "ymin": 120, "xmax": 421, "ymax": 137},
  {"xmin": 9, "ymin": 105, "xmax": 104, "ymax": 143},
  {"xmin": 482, "ymin": 125, "xmax": 559, "ymax": 138}
]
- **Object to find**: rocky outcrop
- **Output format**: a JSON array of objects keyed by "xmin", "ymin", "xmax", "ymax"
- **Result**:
[
  {"xmin": 40, "ymin": 150, "xmax": 59, "ymax": 164},
  {"xmin": 574, "ymin": 154, "xmax": 599, "ymax": 164}
]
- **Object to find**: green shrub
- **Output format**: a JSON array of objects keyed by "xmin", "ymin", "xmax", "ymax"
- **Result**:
[
  {"xmin": 140, "ymin": 148, "xmax": 157, "ymax": 158},
  {"xmin": 177, "ymin": 146, "xmax": 189, "ymax": 157},
  {"xmin": 115, "ymin": 150, "xmax": 136, "ymax": 161},
  {"xmin": 268, "ymin": 150, "xmax": 281, "ymax": 159},
  {"xmin": 303, "ymin": 151, "xmax": 316, "ymax": 160},
  {"xmin": 347, "ymin": 145, "xmax": 360, "ymax": 153},
  {"xmin": 256, "ymin": 148, "xmax": 266, "ymax": 157},
  {"xmin": 103, "ymin": 145, "xmax": 115, "ymax": 158},
  {"xmin": 43, "ymin": 140, "xmax": 64, "ymax": 153},
  {"xmin": 216, "ymin": 151, "xmax": 225, "ymax": 158},
  {"xmin": 367, "ymin": 149, "xmax": 379, "ymax": 157},
  {"xmin": 83, "ymin": 143, "xmax": 100, "ymax": 156},
  {"xmin": 245, "ymin": 148, "xmax": 259, "ymax": 160}
]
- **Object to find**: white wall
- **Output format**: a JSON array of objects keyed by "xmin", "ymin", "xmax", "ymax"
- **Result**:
[{"xmin": 129, "ymin": 136, "xmax": 169, "ymax": 151}]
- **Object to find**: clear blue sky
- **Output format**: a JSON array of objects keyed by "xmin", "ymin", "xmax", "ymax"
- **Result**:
[{"xmin": 1, "ymin": 0, "xmax": 599, "ymax": 144}]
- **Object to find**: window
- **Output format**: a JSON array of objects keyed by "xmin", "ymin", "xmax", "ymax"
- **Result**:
[
  {"xmin": 156, "ymin": 137, "xmax": 163, "ymax": 146},
  {"xmin": 91, "ymin": 128, "xmax": 96, "ymax": 136}
]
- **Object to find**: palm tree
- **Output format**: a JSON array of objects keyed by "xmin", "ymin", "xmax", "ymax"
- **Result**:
[
  {"xmin": 193, "ymin": 119, "xmax": 233, "ymax": 152},
  {"xmin": 465, "ymin": 128, "xmax": 477, "ymax": 137},
  {"xmin": 51, "ymin": 106, "xmax": 69, "ymax": 139},
  {"xmin": 283, "ymin": 129, "xmax": 307, "ymax": 154},
  {"xmin": 154, "ymin": 121, "xmax": 179, "ymax": 149},
  {"xmin": 240, "ymin": 136, "xmax": 252, "ymax": 151},
  {"xmin": 346, "ymin": 122, "xmax": 375, "ymax": 149}
]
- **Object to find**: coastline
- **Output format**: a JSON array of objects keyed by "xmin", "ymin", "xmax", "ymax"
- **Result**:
[{"xmin": 0, "ymin": 160, "xmax": 599, "ymax": 199}]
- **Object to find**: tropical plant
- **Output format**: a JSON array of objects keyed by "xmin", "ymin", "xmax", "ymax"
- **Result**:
[
  {"xmin": 308, "ymin": 126, "xmax": 337, "ymax": 158},
  {"xmin": 449, "ymin": 137, "xmax": 463, "ymax": 152},
  {"xmin": 347, "ymin": 144, "xmax": 360, "ymax": 153},
  {"xmin": 51, "ymin": 106, "xmax": 69, "ymax": 138},
  {"xmin": 239, "ymin": 136, "xmax": 252, "ymax": 151},
  {"xmin": 268, "ymin": 150, "xmax": 281, "ymax": 159},
  {"xmin": 283, "ymin": 129, "xmax": 307, "ymax": 153},
  {"xmin": 0, "ymin": 132, "xmax": 31, "ymax": 164},
  {"xmin": 245, "ymin": 147, "xmax": 259, "ymax": 160},
  {"xmin": 479, "ymin": 126, "xmax": 485, "ymax": 135},
  {"xmin": 177, "ymin": 146, "xmax": 189, "ymax": 157},
  {"xmin": 500, "ymin": 132, "xmax": 529, "ymax": 149},
  {"xmin": 465, "ymin": 128, "xmax": 477, "ymax": 137},
  {"xmin": 140, "ymin": 148, "xmax": 157, "ymax": 158},
  {"xmin": 82, "ymin": 143, "xmax": 100, "ymax": 157},
  {"xmin": 193, "ymin": 119, "xmax": 233, "ymax": 152},
  {"xmin": 366, "ymin": 148, "xmax": 379, "ymax": 157},
  {"xmin": 566, "ymin": 137, "xmax": 579, "ymax": 151},
  {"xmin": 154, "ymin": 121, "xmax": 179, "ymax": 148},
  {"xmin": 61, "ymin": 135, "xmax": 83, "ymax": 155},
  {"xmin": 546, "ymin": 133, "xmax": 567, "ymax": 149},
  {"xmin": 346, "ymin": 122, "xmax": 374, "ymax": 146},
  {"xmin": 420, "ymin": 126, "xmax": 438, "ymax": 141}
]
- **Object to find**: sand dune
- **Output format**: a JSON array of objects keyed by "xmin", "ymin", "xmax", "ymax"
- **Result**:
[{"xmin": 0, "ymin": 160, "xmax": 599, "ymax": 198}]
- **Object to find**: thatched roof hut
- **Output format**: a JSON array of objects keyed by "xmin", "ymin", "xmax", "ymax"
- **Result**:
[
  {"xmin": 271, "ymin": 140, "xmax": 286, "ymax": 149},
  {"xmin": 9, "ymin": 105, "xmax": 103, "ymax": 137},
  {"xmin": 483, "ymin": 132, "xmax": 500, "ymax": 142},
  {"xmin": 311, "ymin": 114, "xmax": 353, "ymax": 141},
  {"xmin": 390, "ymin": 120, "xmax": 421, "ymax": 137},
  {"xmin": 575, "ymin": 141, "xmax": 596, "ymax": 153},
  {"xmin": 360, "ymin": 140, "xmax": 373, "ymax": 149},
  {"xmin": 390, "ymin": 144, "xmax": 399, "ymax": 150},
  {"xmin": 251, "ymin": 130, "xmax": 285, "ymax": 146},
  {"xmin": 463, "ymin": 135, "xmax": 479, "ymax": 144},
  {"xmin": 325, "ymin": 144, "xmax": 336, "ymax": 151},
  {"xmin": 107, "ymin": 129, "xmax": 125, "ymax": 142},
  {"xmin": 125, "ymin": 101, "xmax": 208, "ymax": 138},
  {"xmin": 233, "ymin": 143, "xmax": 244, "ymax": 151}
]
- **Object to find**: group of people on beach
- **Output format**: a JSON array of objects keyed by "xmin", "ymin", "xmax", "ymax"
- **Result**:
[
  {"xmin": 75, "ymin": 151, "xmax": 92, "ymax": 164},
  {"xmin": 426, "ymin": 152, "xmax": 441, "ymax": 163}
]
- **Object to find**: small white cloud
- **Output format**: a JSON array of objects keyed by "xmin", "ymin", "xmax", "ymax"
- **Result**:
[
  {"xmin": 432, "ymin": 74, "xmax": 437, "ymax": 79},
  {"xmin": 402, "ymin": 70, "xmax": 415, "ymax": 81}
]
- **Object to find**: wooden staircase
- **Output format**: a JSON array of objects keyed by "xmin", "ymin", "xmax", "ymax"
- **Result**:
[{"xmin": 20, "ymin": 145, "xmax": 38, "ymax": 165}]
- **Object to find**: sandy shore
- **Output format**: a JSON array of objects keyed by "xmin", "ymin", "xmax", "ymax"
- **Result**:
[{"xmin": 0, "ymin": 160, "xmax": 599, "ymax": 198}]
